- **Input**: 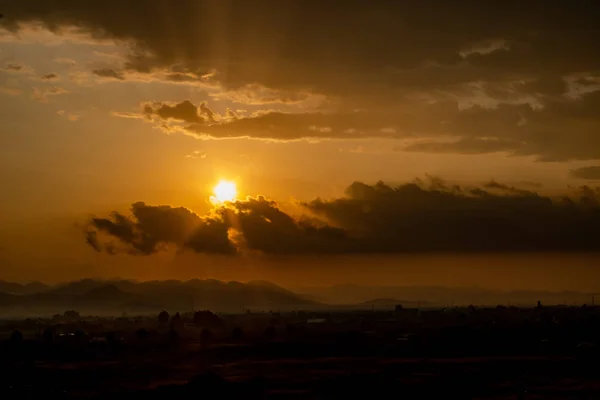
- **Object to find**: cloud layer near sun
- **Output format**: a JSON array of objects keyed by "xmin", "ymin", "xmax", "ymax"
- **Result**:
[
  {"xmin": 85, "ymin": 178, "xmax": 600, "ymax": 256},
  {"xmin": 2, "ymin": 1, "xmax": 600, "ymax": 164}
]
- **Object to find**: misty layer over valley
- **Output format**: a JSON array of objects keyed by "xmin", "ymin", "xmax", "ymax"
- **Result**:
[{"xmin": 0, "ymin": 278, "xmax": 595, "ymax": 318}]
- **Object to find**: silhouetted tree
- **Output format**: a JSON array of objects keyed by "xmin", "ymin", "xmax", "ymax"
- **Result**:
[
  {"xmin": 200, "ymin": 329, "xmax": 214, "ymax": 347},
  {"xmin": 167, "ymin": 328, "xmax": 179, "ymax": 342},
  {"xmin": 170, "ymin": 312, "xmax": 183, "ymax": 331},
  {"xmin": 394, "ymin": 304, "xmax": 404, "ymax": 313},
  {"xmin": 285, "ymin": 324, "xmax": 299, "ymax": 336},
  {"xmin": 136, "ymin": 327, "xmax": 149, "ymax": 341},
  {"xmin": 9, "ymin": 330, "xmax": 23, "ymax": 343},
  {"xmin": 63, "ymin": 310, "xmax": 80, "ymax": 320},
  {"xmin": 232, "ymin": 327, "xmax": 244, "ymax": 341},
  {"xmin": 74, "ymin": 329, "xmax": 87, "ymax": 344},
  {"xmin": 105, "ymin": 331, "xmax": 117, "ymax": 345},
  {"xmin": 42, "ymin": 326, "xmax": 56, "ymax": 342},
  {"xmin": 158, "ymin": 310, "xmax": 169, "ymax": 326},
  {"xmin": 193, "ymin": 310, "xmax": 225, "ymax": 329},
  {"xmin": 264, "ymin": 325, "xmax": 276, "ymax": 340}
]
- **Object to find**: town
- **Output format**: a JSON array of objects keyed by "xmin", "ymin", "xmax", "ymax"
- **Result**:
[{"xmin": 3, "ymin": 303, "xmax": 600, "ymax": 398}]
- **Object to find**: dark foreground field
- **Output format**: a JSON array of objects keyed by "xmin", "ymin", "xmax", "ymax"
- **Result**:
[
  {"xmin": 4, "ymin": 353, "xmax": 600, "ymax": 399},
  {"xmin": 3, "ymin": 306, "xmax": 600, "ymax": 399}
]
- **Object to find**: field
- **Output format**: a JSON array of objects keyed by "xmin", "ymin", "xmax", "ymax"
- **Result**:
[{"xmin": 2, "ymin": 307, "xmax": 600, "ymax": 399}]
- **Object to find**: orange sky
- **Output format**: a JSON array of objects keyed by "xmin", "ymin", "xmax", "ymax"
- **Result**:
[{"xmin": 1, "ymin": 2, "xmax": 600, "ymax": 286}]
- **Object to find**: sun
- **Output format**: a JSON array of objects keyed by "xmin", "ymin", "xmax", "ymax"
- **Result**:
[{"xmin": 212, "ymin": 180, "xmax": 237, "ymax": 203}]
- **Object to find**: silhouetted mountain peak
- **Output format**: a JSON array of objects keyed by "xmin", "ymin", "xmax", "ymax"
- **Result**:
[
  {"xmin": 23, "ymin": 281, "xmax": 49, "ymax": 292},
  {"xmin": 0, "ymin": 280, "xmax": 25, "ymax": 294},
  {"xmin": 0, "ymin": 280, "xmax": 50, "ymax": 295},
  {"xmin": 84, "ymin": 284, "xmax": 125, "ymax": 298},
  {"xmin": 0, "ymin": 278, "xmax": 317, "ymax": 315},
  {"xmin": 51, "ymin": 279, "xmax": 106, "ymax": 295},
  {"xmin": 360, "ymin": 298, "xmax": 402, "ymax": 305},
  {"xmin": 0, "ymin": 292, "xmax": 16, "ymax": 306}
]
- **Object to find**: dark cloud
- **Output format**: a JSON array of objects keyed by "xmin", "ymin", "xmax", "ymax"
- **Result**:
[
  {"xmin": 115, "ymin": 97, "xmax": 600, "ymax": 161},
  {"xmin": 571, "ymin": 166, "xmax": 600, "ymax": 180},
  {"xmin": 143, "ymin": 100, "xmax": 205, "ymax": 124},
  {"xmin": 3, "ymin": 1, "xmax": 597, "ymax": 93},
  {"xmin": 304, "ymin": 179, "xmax": 600, "ymax": 253},
  {"xmin": 185, "ymin": 110, "xmax": 376, "ymax": 140},
  {"xmin": 85, "ymin": 198, "xmax": 349, "ymax": 255},
  {"xmin": 3, "ymin": 1, "xmax": 600, "ymax": 160},
  {"xmin": 86, "ymin": 179, "xmax": 600, "ymax": 255},
  {"xmin": 4, "ymin": 63, "xmax": 25, "ymax": 72},
  {"xmin": 404, "ymin": 137, "xmax": 524, "ymax": 155},
  {"xmin": 31, "ymin": 86, "xmax": 68, "ymax": 103},
  {"xmin": 163, "ymin": 73, "xmax": 195, "ymax": 82},
  {"xmin": 4, "ymin": 2, "xmax": 599, "ymax": 92},
  {"xmin": 522, "ymin": 75, "xmax": 568, "ymax": 97},
  {"xmin": 92, "ymin": 68, "xmax": 124, "ymax": 80},
  {"xmin": 227, "ymin": 197, "xmax": 349, "ymax": 254},
  {"xmin": 483, "ymin": 180, "xmax": 537, "ymax": 197},
  {"xmin": 117, "ymin": 100, "xmax": 429, "ymax": 140},
  {"xmin": 2, "ymin": 63, "xmax": 32, "ymax": 74},
  {"xmin": 138, "ymin": 100, "xmax": 221, "ymax": 126},
  {"xmin": 198, "ymin": 102, "xmax": 216, "ymax": 122},
  {"xmin": 41, "ymin": 73, "xmax": 59, "ymax": 80},
  {"xmin": 211, "ymin": 84, "xmax": 320, "ymax": 105},
  {"xmin": 86, "ymin": 201, "xmax": 232, "ymax": 255},
  {"xmin": 121, "ymin": 100, "xmax": 391, "ymax": 140},
  {"xmin": 397, "ymin": 97, "xmax": 600, "ymax": 161}
]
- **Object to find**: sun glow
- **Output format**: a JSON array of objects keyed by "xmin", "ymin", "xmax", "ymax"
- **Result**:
[{"xmin": 212, "ymin": 180, "xmax": 237, "ymax": 203}]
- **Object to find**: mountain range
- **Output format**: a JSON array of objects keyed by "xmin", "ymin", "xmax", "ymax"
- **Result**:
[
  {"xmin": 0, "ymin": 279, "xmax": 317, "ymax": 316},
  {"xmin": 0, "ymin": 279, "xmax": 593, "ymax": 317},
  {"xmin": 0, "ymin": 280, "xmax": 50, "ymax": 295},
  {"xmin": 295, "ymin": 284, "xmax": 593, "ymax": 307}
]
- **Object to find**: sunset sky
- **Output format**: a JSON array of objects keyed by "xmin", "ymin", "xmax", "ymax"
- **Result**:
[{"xmin": 1, "ymin": 1, "xmax": 600, "ymax": 288}]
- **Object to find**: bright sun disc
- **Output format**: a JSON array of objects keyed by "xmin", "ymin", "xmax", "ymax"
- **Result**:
[{"xmin": 213, "ymin": 180, "xmax": 237, "ymax": 203}]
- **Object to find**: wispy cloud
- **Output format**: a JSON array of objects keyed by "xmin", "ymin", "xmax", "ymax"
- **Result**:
[{"xmin": 32, "ymin": 86, "xmax": 68, "ymax": 103}]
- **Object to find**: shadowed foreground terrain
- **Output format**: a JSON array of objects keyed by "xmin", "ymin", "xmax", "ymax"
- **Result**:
[{"xmin": 3, "ymin": 303, "xmax": 600, "ymax": 398}]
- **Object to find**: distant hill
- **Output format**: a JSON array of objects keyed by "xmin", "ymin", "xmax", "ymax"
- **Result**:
[
  {"xmin": 1, "ymin": 279, "xmax": 590, "ymax": 317},
  {"xmin": 295, "ymin": 284, "xmax": 592, "ymax": 307},
  {"xmin": 48, "ymin": 279, "xmax": 108, "ymax": 295},
  {"xmin": 0, "ymin": 281, "xmax": 22, "ymax": 294},
  {"xmin": 0, "ymin": 292, "xmax": 16, "ymax": 306},
  {"xmin": 358, "ymin": 298, "xmax": 426, "ymax": 307},
  {"xmin": 79, "ymin": 284, "xmax": 137, "ymax": 305},
  {"xmin": 0, "ymin": 279, "xmax": 317, "ymax": 316},
  {"xmin": 24, "ymin": 281, "xmax": 49, "ymax": 293},
  {"xmin": 360, "ymin": 298, "xmax": 402, "ymax": 306},
  {"xmin": 0, "ymin": 280, "xmax": 49, "ymax": 295}
]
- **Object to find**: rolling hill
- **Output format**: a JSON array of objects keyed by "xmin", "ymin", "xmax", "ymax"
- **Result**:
[{"xmin": 0, "ymin": 279, "xmax": 317, "ymax": 315}]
